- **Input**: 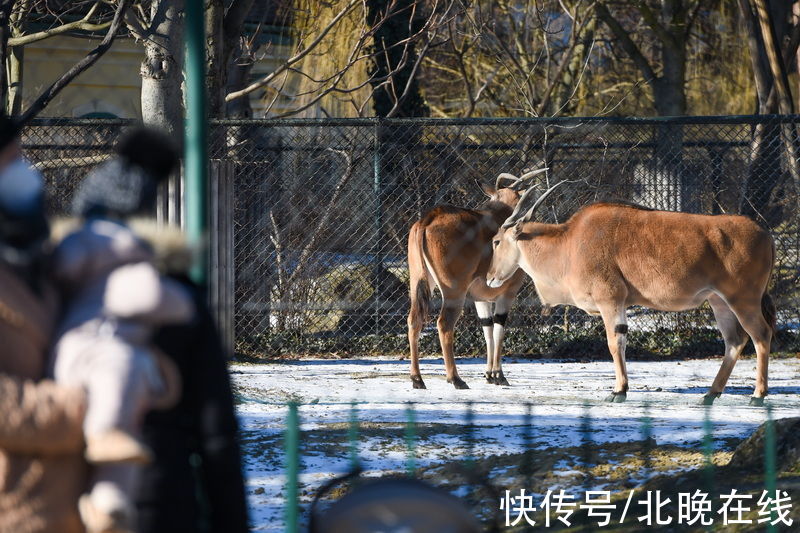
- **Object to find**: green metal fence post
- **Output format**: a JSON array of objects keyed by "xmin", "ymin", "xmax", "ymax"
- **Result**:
[
  {"xmin": 464, "ymin": 401, "xmax": 475, "ymax": 472},
  {"xmin": 463, "ymin": 401, "xmax": 475, "ymax": 504},
  {"xmin": 641, "ymin": 401, "xmax": 653, "ymax": 480},
  {"xmin": 405, "ymin": 402, "xmax": 416, "ymax": 477},
  {"xmin": 349, "ymin": 401, "xmax": 360, "ymax": 471},
  {"xmin": 764, "ymin": 405, "xmax": 777, "ymax": 532},
  {"xmin": 285, "ymin": 403, "xmax": 300, "ymax": 533},
  {"xmin": 702, "ymin": 405, "xmax": 714, "ymax": 497},
  {"xmin": 185, "ymin": 0, "xmax": 208, "ymax": 286},
  {"xmin": 522, "ymin": 402, "xmax": 533, "ymax": 491},
  {"xmin": 580, "ymin": 400, "xmax": 593, "ymax": 496}
]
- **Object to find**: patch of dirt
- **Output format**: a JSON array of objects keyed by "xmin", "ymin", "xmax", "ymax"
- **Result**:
[{"xmin": 394, "ymin": 421, "xmax": 799, "ymax": 532}]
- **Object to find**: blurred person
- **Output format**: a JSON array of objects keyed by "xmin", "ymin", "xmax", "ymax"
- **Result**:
[
  {"xmin": 0, "ymin": 114, "xmax": 88, "ymax": 533},
  {"xmin": 132, "ymin": 214, "xmax": 249, "ymax": 530},
  {"xmin": 50, "ymin": 127, "xmax": 194, "ymax": 533},
  {"xmin": 133, "ymin": 255, "xmax": 250, "ymax": 533},
  {"xmin": 67, "ymin": 126, "xmax": 250, "ymax": 533}
]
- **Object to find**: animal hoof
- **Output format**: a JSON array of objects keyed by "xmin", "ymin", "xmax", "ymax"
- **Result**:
[
  {"xmin": 448, "ymin": 378, "xmax": 469, "ymax": 390},
  {"xmin": 411, "ymin": 376, "xmax": 426, "ymax": 390},
  {"xmin": 605, "ymin": 392, "xmax": 626, "ymax": 403},
  {"xmin": 749, "ymin": 396, "xmax": 765, "ymax": 407},
  {"xmin": 700, "ymin": 393, "xmax": 720, "ymax": 406},
  {"xmin": 485, "ymin": 372, "xmax": 495, "ymax": 384},
  {"xmin": 495, "ymin": 373, "xmax": 510, "ymax": 387}
]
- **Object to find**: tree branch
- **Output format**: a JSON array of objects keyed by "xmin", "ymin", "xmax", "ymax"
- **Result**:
[
  {"xmin": 19, "ymin": 0, "xmax": 132, "ymax": 125},
  {"xmin": 285, "ymin": 148, "xmax": 354, "ymax": 289},
  {"xmin": 595, "ymin": 3, "xmax": 657, "ymax": 86},
  {"xmin": 737, "ymin": 0, "xmax": 772, "ymax": 107},
  {"xmin": 385, "ymin": 28, "xmax": 434, "ymax": 117},
  {"xmin": 636, "ymin": 1, "xmax": 679, "ymax": 50},
  {"xmin": 8, "ymin": 2, "xmax": 111, "ymax": 47},
  {"xmin": 225, "ymin": 0, "xmax": 361, "ymax": 103},
  {"xmin": 753, "ymin": 0, "xmax": 793, "ymax": 114},
  {"xmin": 536, "ymin": 2, "xmax": 596, "ymax": 117},
  {"xmin": 684, "ymin": 0, "xmax": 704, "ymax": 38},
  {"xmin": 0, "ymin": 0, "xmax": 16, "ymax": 111},
  {"xmin": 223, "ymin": 0, "xmax": 257, "ymax": 40}
]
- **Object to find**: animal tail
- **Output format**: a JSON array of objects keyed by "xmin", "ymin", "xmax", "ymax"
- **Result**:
[
  {"xmin": 408, "ymin": 223, "xmax": 432, "ymax": 325},
  {"xmin": 761, "ymin": 292, "xmax": 776, "ymax": 339},
  {"xmin": 761, "ymin": 236, "xmax": 777, "ymax": 339}
]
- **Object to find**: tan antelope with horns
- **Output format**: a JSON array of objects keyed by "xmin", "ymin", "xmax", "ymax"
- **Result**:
[
  {"xmin": 407, "ymin": 167, "xmax": 549, "ymax": 390},
  {"xmin": 486, "ymin": 182, "xmax": 776, "ymax": 405}
]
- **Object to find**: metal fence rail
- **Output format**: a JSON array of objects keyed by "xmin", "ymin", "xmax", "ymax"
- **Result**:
[
  {"xmin": 23, "ymin": 115, "xmax": 800, "ymax": 358},
  {"xmin": 270, "ymin": 399, "xmax": 783, "ymax": 531}
]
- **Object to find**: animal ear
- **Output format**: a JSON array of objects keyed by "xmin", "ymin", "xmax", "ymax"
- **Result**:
[
  {"xmin": 476, "ymin": 179, "xmax": 496, "ymax": 198},
  {"xmin": 512, "ymin": 220, "xmax": 524, "ymax": 239}
]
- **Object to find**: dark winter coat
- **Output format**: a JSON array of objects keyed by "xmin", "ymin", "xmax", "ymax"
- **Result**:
[{"xmin": 134, "ymin": 276, "xmax": 249, "ymax": 533}]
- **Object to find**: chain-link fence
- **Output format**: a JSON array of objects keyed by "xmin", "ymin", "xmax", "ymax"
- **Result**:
[{"xmin": 23, "ymin": 116, "xmax": 800, "ymax": 358}]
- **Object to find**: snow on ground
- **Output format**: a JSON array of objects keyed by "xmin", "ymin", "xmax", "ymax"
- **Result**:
[{"xmin": 231, "ymin": 356, "xmax": 800, "ymax": 530}]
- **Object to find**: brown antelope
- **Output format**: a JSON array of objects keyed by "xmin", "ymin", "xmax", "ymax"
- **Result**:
[
  {"xmin": 486, "ymin": 182, "xmax": 776, "ymax": 405},
  {"xmin": 407, "ymin": 168, "xmax": 548, "ymax": 390}
]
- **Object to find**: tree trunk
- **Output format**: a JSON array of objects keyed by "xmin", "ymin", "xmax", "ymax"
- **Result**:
[
  {"xmin": 206, "ymin": 0, "xmax": 225, "ymax": 119},
  {"xmin": 140, "ymin": 0, "xmax": 185, "ymax": 224},
  {"xmin": 0, "ymin": 0, "xmax": 17, "ymax": 114},
  {"xmin": 141, "ymin": 0, "xmax": 184, "ymax": 133},
  {"xmin": 207, "ymin": 0, "xmax": 254, "ymax": 119},
  {"xmin": 738, "ymin": 0, "xmax": 796, "ymax": 227},
  {"xmin": 654, "ymin": 35, "xmax": 689, "ymax": 210},
  {"xmin": 6, "ymin": 43, "xmax": 22, "ymax": 115},
  {"xmin": 5, "ymin": 0, "xmax": 27, "ymax": 115},
  {"xmin": 595, "ymin": 2, "xmax": 690, "ymax": 210},
  {"xmin": 226, "ymin": 55, "xmax": 254, "ymax": 120},
  {"xmin": 753, "ymin": 0, "xmax": 800, "ymax": 197},
  {"xmin": 652, "ymin": 47, "xmax": 686, "ymax": 117}
]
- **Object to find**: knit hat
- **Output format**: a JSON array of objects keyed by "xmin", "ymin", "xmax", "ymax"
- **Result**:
[
  {"xmin": 71, "ymin": 126, "xmax": 179, "ymax": 218},
  {"xmin": 0, "ymin": 114, "xmax": 48, "ymax": 269},
  {"xmin": 71, "ymin": 159, "xmax": 158, "ymax": 218}
]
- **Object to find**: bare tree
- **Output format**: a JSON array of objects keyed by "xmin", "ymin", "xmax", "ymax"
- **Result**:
[
  {"xmin": 422, "ymin": 0, "xmax": 599, "ymax": 118},
  {"xmin": 124, "ymin": 0, "xmax": 184, "ymax": 134},
  {"xmin": 205, "ymin": 0, "xmax": 256, "ymax": 118},
  {"xmin": 223, "ymin": 0, "xmax": 456, "ymax": 118},
  {"xmin": 594, "ymin": 1, "xmax": 710, "ymax": 211},
  {"xmin": 595, "ymin": 1, "xmax": 709, "ymax": 117},
  {"xmin": 17, "ymin": 0, "xmax": 132, "ymax": 125},
  {"xmin": 0, "ymin": 0, "xmax": 15, "ymax": 113},
  {"xmin": 2, "ymin": 0, "xmax": 126, "ymax": 117},
  {"xmin": 738, "ymin": 0, "xmax": 800, "ymax": 226}
]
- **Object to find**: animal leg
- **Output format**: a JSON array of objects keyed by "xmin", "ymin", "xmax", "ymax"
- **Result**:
[
  {"xmin": 490, "ymin": 296, "xmax": 512, "ymax": 386},
  {"xmin": 703, "ymin": 294, "xmax": 748, "ymax": 405},
  {"xmin": 474, "ymin": 301, "xmax": 495, "ymax": 383},
  {"xmin": 599, "ymin": 304, "xmax": 629, "ymax": 402},
  {"xmin": 729, "ymin": 299, "xmax": 772, "ymax": 404},
  {"xmin": 438, "ymin": 295, "xmax": 468, "ymax": 389},
  {"xmin": 407, "ymin": 278, "xmax": 429, "ymax": 390}
]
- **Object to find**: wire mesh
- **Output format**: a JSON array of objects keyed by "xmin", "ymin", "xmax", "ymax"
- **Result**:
[{"xmin": 22, "ymin": 115, "xmax": 800, "ymax": 358}]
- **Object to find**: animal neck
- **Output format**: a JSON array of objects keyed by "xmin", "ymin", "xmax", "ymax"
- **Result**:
[
  {"xmin": 517, "ymin": 222, "xmax": 569, "ymax": 280},
  {"xmin": 479, "ymin": 201, "xmax": 515, "ymax": 226}
]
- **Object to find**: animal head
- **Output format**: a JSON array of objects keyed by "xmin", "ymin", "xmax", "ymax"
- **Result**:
[
  {"xmin": 475, "ymin": 165, "xmax": 549, "ymax": 208},
  {"xmin": 486, "ymin": 180, "xmax": 568, "ymax": 288}
]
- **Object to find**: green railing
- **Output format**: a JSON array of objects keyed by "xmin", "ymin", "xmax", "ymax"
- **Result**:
[{"xmin": 275, "ymin": 400, "xmax": 784, "ymax": 532}]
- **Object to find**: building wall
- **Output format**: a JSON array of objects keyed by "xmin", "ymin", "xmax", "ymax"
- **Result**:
[
  {"xmin": 23, "ymin": 35, "xmax": 142, "ymax": 118},
  {"xmin": 21, "ymin": 33, "xmax": 295, "ymax": 119}
]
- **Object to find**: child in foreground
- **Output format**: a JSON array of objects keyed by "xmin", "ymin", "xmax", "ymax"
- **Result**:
[{"xmin": 50, "ymin": 129, "xmax": 193, "ymax": 533}]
